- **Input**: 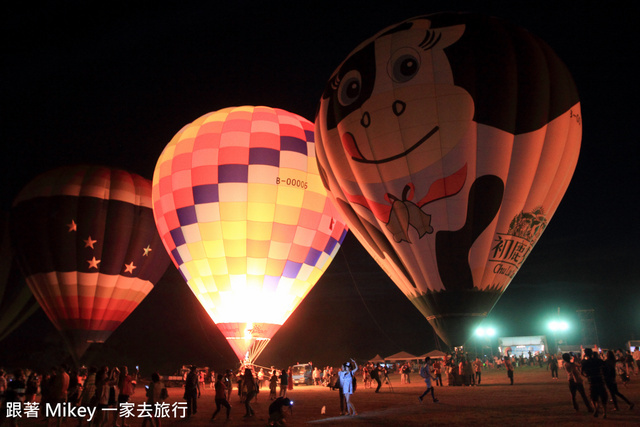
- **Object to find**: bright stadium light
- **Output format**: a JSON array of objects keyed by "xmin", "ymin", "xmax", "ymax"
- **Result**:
[{"xmin": 548, "ymin": 320, "xmax": 569, "ymax": 331}]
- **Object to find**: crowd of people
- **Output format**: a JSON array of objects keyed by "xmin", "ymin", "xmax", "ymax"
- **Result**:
[{"xmin": 0, "ymin": 346, "xmax": 637, "ymax": 425}]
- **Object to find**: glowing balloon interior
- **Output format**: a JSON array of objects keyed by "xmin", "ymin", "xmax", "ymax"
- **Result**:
[
  {"xmin": 315, "ymin": 13, "xmax": 581, "ymax": 346},
  {"xmin": 11, "ymin": 165, "xmax": 171, "ymax": 360},
  {"xmin": 152, "ymin": 106, "xmax": 348, "ymax": 363}
]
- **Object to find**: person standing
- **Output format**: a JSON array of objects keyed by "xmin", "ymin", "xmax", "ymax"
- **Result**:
[
  {"xmin": 370, "ymin": 364, "xmax": 382, "ymax": 393},
  {"xmin": 24, "ymin": 372, "xmax": 39, "ymax": 403},
  {"xmin": 418, "ymin": 357, "xmax": 439, "ymax": 403},
  {"xmin": 633, "ymin": 347, "xmax": 640, "ymax": 375},
  {"xmin": 461, "ymin": 358, "xmax": 474, "ymax": 386},
  {"xmin": 329, "ymin": 367, "xmax": 345, "ymax": 415},
  {"xmin": 224, "ymin": 369, "xmax": 234, "ymax": 401},
  {"xmin": 142, "ymin": 372, "xmax": 167, "ymax": 427},
  {"xmin": 339, "ymin": 359, "xmax": 358, "ymax": 416},
  {"xmin": 51, "ymin": 365, "xmax": 70, "ymax": 427},
  {"xmin": 269, "ymin": 369, "xmax": 278, "ymax": 400},
  {"xmin": 549, "ymin": 354, "xmax": 559, "ymax": 379},
  {"xmin": 504, "ymin": 356, "xmax": 514, "ymax": 385},
  {"xmin": 432, "ymin": 359, "xmax": 443, "ymax": 386},
  {"xmin": 243, "ymin": 368, "xmax": 257, "ymax": 418},
  {"xmin": 210, "ymin": 373, "xmax": 231, "ymax": 421},
  {"xmin": 279, "ymin": 368, "xmax": 288, "ymax": 398},
  {"xmin": 474, "ymin": 358, "xmax": 483, "ymax": 385},
  {"xmin": 115, "ymin": 366, "xmax": 134, "ymax": 427},
  {"xmin": 258, "ymin": 368, "xmax": 265, "ymax": 390},
  {"xmin": 287, "ymin": 366, "xmax": 294, "ymax": 391},
  {"xmin": 581, "ymin": 348, "xmax": 608, "ymax": 418},
  {"xmin": 183, "ymin": 366, "xmax": 201, "ymax": 418}
]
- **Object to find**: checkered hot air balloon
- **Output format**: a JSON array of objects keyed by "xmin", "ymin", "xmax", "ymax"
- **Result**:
[
  {"xmin": 152, "ymin": 106, "xmax": 348, "ymax": 364},
  {"xmin": 10, "ymin": 165, "xmax": 171, "ymax": 361}
]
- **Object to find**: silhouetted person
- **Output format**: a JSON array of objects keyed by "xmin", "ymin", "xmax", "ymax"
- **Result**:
[
  {"xmin": 581, "ymin": 348, "xmax": 608, "ymax": 418},
  {"xmin": 562, "ymin": 353, "xmax": 593, "ymax": 413},
  {"xmin": 370, "ymin": 364, "xmax": 382, "ymax": 393},
  {"xmin": 183, "ymin": 366, "xmax": 200, "ymax": 418},
  {"xmin": 604, "ymin": 350, "xmax": 634, "ymax": 411}
]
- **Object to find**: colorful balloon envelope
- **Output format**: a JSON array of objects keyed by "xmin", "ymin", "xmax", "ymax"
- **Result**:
[
  {"xmin": 315, "ymin": 13, "xmax": 581, "ymax": 346},
  {"xmin": 152, "ymin": 106, "xmax": 348, "ymax": 364},
  {"xmin": 11, "ymin": 165, "xmax": 171, "ymax": 360}
]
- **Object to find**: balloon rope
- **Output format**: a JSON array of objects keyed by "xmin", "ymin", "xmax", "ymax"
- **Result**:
[{"xmin": 339, "ymin": 248, "xmax": 402, "ymax": 350}]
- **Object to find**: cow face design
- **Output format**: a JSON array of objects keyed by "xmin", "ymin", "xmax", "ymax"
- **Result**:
[{"xmin": 320, "ymin": 19, "xmax": 471, "ymax": 183}]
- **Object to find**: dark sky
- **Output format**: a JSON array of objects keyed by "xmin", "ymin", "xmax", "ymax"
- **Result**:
[{"xmin": 1, "ymin": 1, "xmax": 638, "ymax": 372}]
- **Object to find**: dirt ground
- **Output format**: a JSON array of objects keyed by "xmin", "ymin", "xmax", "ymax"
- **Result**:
[{"xmin": 10, "ymin": 367, "xmax": 640, "ymax": 426}]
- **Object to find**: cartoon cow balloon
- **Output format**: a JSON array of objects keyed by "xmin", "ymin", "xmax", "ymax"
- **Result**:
[{"xmin": 315, "ymin": 13, "xmax": 581, "ymax": 346}]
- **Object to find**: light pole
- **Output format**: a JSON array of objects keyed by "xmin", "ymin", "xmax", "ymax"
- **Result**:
[
  {"xmin": 475, "ymin": 327, "xmax": 496, "ymax": 359},
  {"xmin": 548, "ymin": 320, "xmax": 569, "ymax": 354}
]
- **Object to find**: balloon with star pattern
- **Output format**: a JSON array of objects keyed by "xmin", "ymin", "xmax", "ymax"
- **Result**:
[{"xmin": 10, "ymin": 165, "xmax": 171, "ymax": 360}]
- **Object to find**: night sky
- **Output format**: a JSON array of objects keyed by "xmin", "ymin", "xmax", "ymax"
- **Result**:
[{"xmin": 1, "ymin": 1, "xmax": 638, "ymax": 373}]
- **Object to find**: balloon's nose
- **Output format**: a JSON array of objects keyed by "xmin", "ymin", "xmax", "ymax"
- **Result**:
[
  {"xmin": 360, "ymin": 111, "xmax": 371, "ymax": 128},
  {"xmin": 393, "ymin": 100, "xmax": 406, "ymax": 116}
]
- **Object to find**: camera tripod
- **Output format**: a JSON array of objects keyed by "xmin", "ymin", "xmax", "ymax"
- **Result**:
[{"xmin": 383, "ymin": 373, "xmax": 394, "ymax": 392}]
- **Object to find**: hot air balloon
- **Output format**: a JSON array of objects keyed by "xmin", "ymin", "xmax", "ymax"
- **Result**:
[
  {"xmin": 315, "ymin": 13, "xmax": 581, "ymax": 346},
  {"xmin": 11, "ymin": 165, "xmax": 171, "ymax": 361},
  {"xmin": 152, "ymin": 106, "xmax": 348, "ymax": 364}
]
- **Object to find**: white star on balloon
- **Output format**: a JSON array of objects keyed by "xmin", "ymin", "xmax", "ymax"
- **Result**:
[
  {"xmin": 87, "ymin": 257, "xmax": 101, "ymax": 269},
  {"xmin": 124, "ymin": 261, "xmax": 137, "ymax": 274},
  {"xmin": 143, "ymin": 245, "xmax": 152, "ymax": 256},
  {"xmin": 84, "ymin": 236, "xmax": 97, "ymax": 249}
]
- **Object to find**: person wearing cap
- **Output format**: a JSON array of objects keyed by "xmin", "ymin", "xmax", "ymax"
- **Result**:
[{"xmin": 338, "ymin": 359, "xmax": 358, "ymax": 416}]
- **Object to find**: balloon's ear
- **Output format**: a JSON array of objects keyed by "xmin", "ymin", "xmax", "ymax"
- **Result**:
[{"xmin": 410, "ymin": 19, "xmax": 465, "ymax": 50}]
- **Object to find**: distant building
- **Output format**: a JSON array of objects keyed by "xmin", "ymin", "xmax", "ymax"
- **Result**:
[{"xmin": 498, "ymin": 336, "xmax": 548, "ymax": 357}]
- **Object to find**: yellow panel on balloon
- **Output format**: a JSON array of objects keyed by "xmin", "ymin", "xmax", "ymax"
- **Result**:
[
  {"xmin": 185, "ymin": 241, "xmax": 206, "ymax": 261},
  {"xmin": 246, "ymin": 239, "xmax": 270, "ymax": 258},
  {"xmin": 219, "ymin": 202, "xmax": 247, "ymax": 221},
  {"xmin": 226, "ymin": 257, "xmax": 247, "ymax": 275},
  {"xmin": 199, "ymin": 222, "xmax": 224, "ymax": 241},
  {"xmin": 248, "ymin": 183, "xmax": 278, "ymax": 203},
  {"xmin": 274, "ymin": 205, "xmax": 300, "ymax": 226},
  {"xmin": 247, "ymin": 203, "xmax": 275, "ymax": 222},
  {"xmin": 223, "ymin": 239, "xmax": 246, "ymax": 258},
  {"xmin": 220, "ymin": 221, "xmax": 246, "ymax": 240},
  {"xmin": 265, "ymin": 258, "xmax": 286, "ymax": 276}
]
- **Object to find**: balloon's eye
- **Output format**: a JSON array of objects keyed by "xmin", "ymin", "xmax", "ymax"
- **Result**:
[
  {"xmin": 337, "ymin": 70, "xmax": 362, "ymax": 106},
  {"xmin": 388, "ymin": 49, "xmax": 421, "ymax": 83}
]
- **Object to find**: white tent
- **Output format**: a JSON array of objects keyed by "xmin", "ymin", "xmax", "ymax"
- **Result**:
[
  {"xmin": 368, "ymin": 354, "xmax": 385, "ymax": 363},
  {"xmin": 384, "ymin": 351, "xmax": 418, "ymax": 362}
]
